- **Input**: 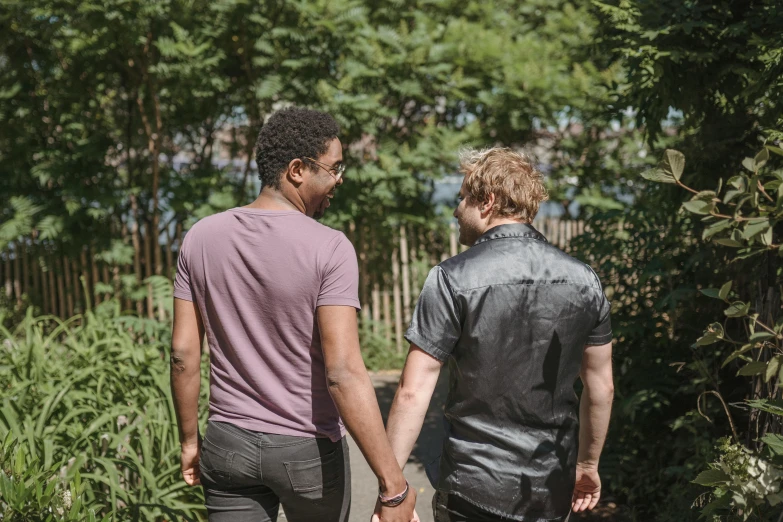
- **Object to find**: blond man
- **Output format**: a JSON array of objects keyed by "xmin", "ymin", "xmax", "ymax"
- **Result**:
[{"xmin": 382, "ymin": 148, "xmax": 614, "ymax": 522}]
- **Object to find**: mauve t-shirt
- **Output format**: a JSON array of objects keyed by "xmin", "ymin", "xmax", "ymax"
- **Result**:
[{"xmin": 173, "ymin": 208, "xmax": 360, "ymax": 441}]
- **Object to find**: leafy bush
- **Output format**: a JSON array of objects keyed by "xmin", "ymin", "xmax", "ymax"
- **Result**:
[
  {"xmin": 0, "ymin": 302, "xmax": 208, "ymax": 520},
  {"xmin": 359, "ymin": 319, "xmax": 407, "ymax": 372},
  {"xmin": 645, "ymin": 143, "xmax": 783, "ymax": 520},
  {"xmin": 0, "ymin": 433, "xmax": 106, "ymax": 521}
]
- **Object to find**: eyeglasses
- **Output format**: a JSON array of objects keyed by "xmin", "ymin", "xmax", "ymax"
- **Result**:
[{"xmin": 303, "ymin": 157, "xmax": 346, "ymax": 181}]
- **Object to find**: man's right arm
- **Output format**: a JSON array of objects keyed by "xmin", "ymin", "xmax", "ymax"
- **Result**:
[{"xmin": 573, "ymin": 341, "xmax": 614, "ymax": 512}]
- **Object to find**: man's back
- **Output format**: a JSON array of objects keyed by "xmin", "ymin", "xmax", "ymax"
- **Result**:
[
  {"xmin": 406, "ymin": 223, "xmax": 611, "ymax": 520},
  {"xmin": 173, "ymin": 208, "xmax": 360, "ymax": 442}
]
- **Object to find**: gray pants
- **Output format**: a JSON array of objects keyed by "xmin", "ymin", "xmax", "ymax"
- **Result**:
[{"xmin": 200, "ymin": 420, "xmax": 351, "ymax": 521}]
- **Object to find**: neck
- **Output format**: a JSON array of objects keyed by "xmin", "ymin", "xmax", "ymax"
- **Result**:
[
  {"xmin": 245, "ymin": 186, "xmax": 305, "ymax": 214},
  {"xmin": 481, "ymin": 216, "xmax": 527, "ymax": 235}
]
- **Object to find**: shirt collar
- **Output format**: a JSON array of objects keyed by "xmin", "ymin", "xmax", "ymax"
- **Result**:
[{"xmin": 473, "ymin": 222, "xmax": 547, "ymax": 246}]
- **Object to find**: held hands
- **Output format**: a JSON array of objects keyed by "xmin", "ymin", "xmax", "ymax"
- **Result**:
[
  {"xmin": 180, "ymin": 440, "xmax": 202, "ymax": 486},
  {"xmin": 571, "ymin": 462, "xmax": 600, "ymax": 512}
]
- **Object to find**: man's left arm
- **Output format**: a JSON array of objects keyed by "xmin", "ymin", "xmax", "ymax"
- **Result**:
[
  {"xmin": 385, "ymin": 345, "xmax": 444, "ymax": 469},
  {"xmin": 170, "ymin": 297, "xmax": 205, "ymax": 486}
]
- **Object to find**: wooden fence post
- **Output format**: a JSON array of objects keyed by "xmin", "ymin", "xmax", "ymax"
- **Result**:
[
  {"xmin": 165, "ymin": 229, "xmax": 174, "ymax": 279},
  {"xmin": 102, "ymin": 264, "xmax": 110, "ymax": 302},
  {"xmin": 400, "ymin": 226, "xmax": 411, "ymax": 325},
  {"xmin": 144, "ymin": 225, "xmax": 154, "ymax": 319},
  {"xmin": 48, "ymin": 263, "xmax": 57, "ymax": 315},
  {"xmin": 63, "ymin": 257, "xmax": 74, "ymax": 317},
  {"xmin": 382, "ymin": 288, "xmax": 392, "ymax": 343},
  {"xmin": 41, "ymin": 262, "xmax": 50, "ymax": 315},
  {"xmin": 32, "ymin": 246, "xmax": 41, "ymax": 309},
  {"xmin": 90, "ymin": 247, "xmax": 101, "ymax": 305},
  {"xmin": 392, "ymin": 245, "xmax": 403, "ymax": 353},
  {"xmin": 81, "ymin": 249, "xmax": 90, "ymax": 311},
  {"xmin": 372, "ymin": 284, "xmax": 381, "ymax": 335},
  {"xmin": 21, "ymin": 242, "xmax": 30, "ymax": 302},
  {"xmin": 56, "ymin": 268, "xmax": 66, "ymax": 318},
  {"xmin": 4, "ymin": 252, "xmax": 12, "ymax": 299},
  {"xmin": 359, "ymin": 224, "xmax": 370, "ymax": 321},
  {"xmin": 13, "ymin": 246, "xmax": 21, "ymax": 307}
]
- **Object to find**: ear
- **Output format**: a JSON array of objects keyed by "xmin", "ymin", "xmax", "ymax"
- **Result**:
[
  {"xmin": 286, "ymin": 158, "xmax": 307, "ymax": 186},
  {"xmin": 479, "ymin": 193, "xmax": 495, "ymax": 218}
]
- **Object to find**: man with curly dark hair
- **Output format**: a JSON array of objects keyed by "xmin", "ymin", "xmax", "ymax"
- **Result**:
[{"xmin": 170, "ymin": 107, "xmax": 417, "ymax": 522}]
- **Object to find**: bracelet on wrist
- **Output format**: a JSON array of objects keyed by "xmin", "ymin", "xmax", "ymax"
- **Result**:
[{"xmin": 378, "ymin": 481, "xmax": 409, "ymax": 507}]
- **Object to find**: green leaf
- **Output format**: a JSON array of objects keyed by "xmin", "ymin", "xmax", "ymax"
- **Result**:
[
  {"xmin": 760, "ymin": 226, "xmax": 774, "ymax": 246},
  {"xmin": 742, "ymin": 157, "xmax": 756, "ymax": 172},
  {"xmin": 699, "ymin": 288, "xmax": 720, "ymax": 299},
  {"xmin": 749, "ymin": 331, "xmax": 774, "ymax": 342},
  {"xmin": 765, "ymin": 356, "xmax": 781, "ymax": 382},
  {"xmin": 700, "ymin": 494, "xmax": 732, "ymax": 519},
  {"xmin": 742, "ymin": 218, "xmax": 770, "ymax": 239},
  {"xmin": 737, "ymin": 361, "xmax": 767, "ymax": 376},
  {"xmin": 662, "ymin": 149, "xmax": 685, "ymax": 181},
  {"xmin": 768, "ymin": 492, "xmax": 783, "ymax": 506},
  {"xmin": 696, "ymin": 323, "xmax": 724, "ymax": 346},
  {"xmin": 746, "ymin": 398, "xmax": 783, "ymax": 417},
  {"xmin": 722, "ymin": 344, "xmax": 753, "ymax": 367},
  {"xmin": 714, "ymin": 238, "xmax": 743, "ymax": 247},
  {"xmin": 754, "ymin": 147, "xmax": 769, "ymax": 170},
  {"xmin": 724, "ymin": 301, "xmax": 750, "ymax": 318},
  {"xmin": 766, "ymin": 145, "xmax": 783, "ymax": 157},
  {"xmin": 692, "ymin": 468, "xmax": 730, "ymax": 486},
  {"xmin": 693, "ymin": 190, "xmax": 716, "ymax": 201},
  {"xmin": 682, "ymin": 199, "xmax": 714, "ymax": 215},
  {"xmin": 641, "ymin": 169, "xmax": 676, "ymax": 184},
  {"xmin": 728, "ymin": 175, "xmax": 746, "ymax": 190},
  {"xmin": 702, "ymin": 218, "xmax": 732, "ymax": 241},
  {"xmin": 719, "ymin": 281, "xmax": 732, "ymax": 300}
]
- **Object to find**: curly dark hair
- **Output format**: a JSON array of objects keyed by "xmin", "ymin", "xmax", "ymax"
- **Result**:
[{"xmin": 254, "ymin": 107, "xmax": 340, "ymax": 190}]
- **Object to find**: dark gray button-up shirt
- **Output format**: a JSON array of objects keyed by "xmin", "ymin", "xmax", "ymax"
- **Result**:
[{"xmin": 405, "ymin": 223, "xmax": 612, "ymax": 521}]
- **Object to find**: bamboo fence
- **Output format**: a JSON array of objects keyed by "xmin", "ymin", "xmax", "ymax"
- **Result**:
[{"xmin": 1, "ymin": 217, "xmax": 584, "ymax": 350}]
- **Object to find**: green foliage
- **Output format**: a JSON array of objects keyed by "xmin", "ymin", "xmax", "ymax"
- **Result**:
[
  {"xmin": 0, "ymin": 433, "xmax": 107, "ymax": 521},
  {"xmin": 693, "ymin": 438, "xmax": 783, "ymax": 521},
  {"xmin": 0, "ymin": 0, "xmax": 631, "ymax": 253},
  {"xmin": 592, "ymin": 0, "xmax": 783, "ymax": 142},
  {"xmin": 0, "ymin": 305, "xmax": 208, "ymax": 519},
  {"xmin": 359, "ymin": 320, "xmax": 406, "ymax": 372},
  {"xmin": 645, "ymin": 143, "xmax": 783, "ymax": 520},
  {"xmin": 588, "ymin": 3, "xmax": 783, "ymax": 519}
]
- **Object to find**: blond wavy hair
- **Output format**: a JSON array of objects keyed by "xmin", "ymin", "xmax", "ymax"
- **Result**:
[{"xmin": 459, "ymin": 147, "xmax": 549, "ymax": 222}]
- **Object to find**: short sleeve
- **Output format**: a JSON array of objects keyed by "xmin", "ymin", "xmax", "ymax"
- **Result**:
[
  {"xmin": 586, "ymin": 269, "xmax": 612, "ymax": 345},
  {"xmin": 404, "ymin": 266, "xmax": 461, "ymax": 362},
  {"xmin": 317, "ymin": 234, "xmax": 361, "ymax": 309},
  {"xmin": 173, "ymin": 232, "xmax": 194, "ymax": 302}
]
